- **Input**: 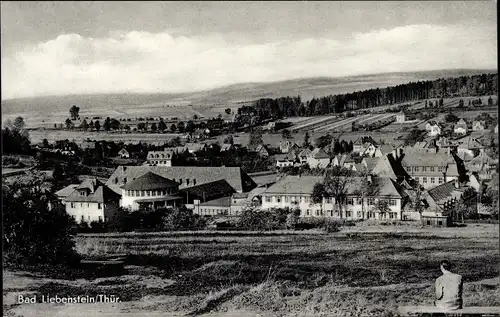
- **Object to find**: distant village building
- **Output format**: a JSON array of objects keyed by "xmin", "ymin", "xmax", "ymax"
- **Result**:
[
  {"xmin": 118, "ymin": 148, "xmax": 130, "ymax": 158},
  {"xmin": 401, "ymin": 151, "xmax": 458, "ymax": 189},
  {"xmin": 275, "ymin": 153, "xmax": 296, "ymax": 168},
  {"xmin": 55, "ymin": 178, "xmax": 121, "ymax": 223},
  {"xmin": 396, "ymin": 111, "xmax": 406, "ymax": 123},
  {"xmin": 353, "ymin": 136, "xmax": 378, "ymax": 155},
  {"xmin": 472, "ymin": 120, "xmax": 486, "ymax": 132},
  {"xmin": 147, "ymin": 149, "xmax": 176, "ymax": 166},
  {"xmin": 252, "ymin": 144, "xmax": 269, "ymax": 157},
  {"xmin": 425, "ymin": 121, "xmax": 442, "ymax": 137},
  {"xmin": 306, "ymin": 148, "xmax": 330, "ymax": 168},
  {"xmin": 220, "ymin": 143, "xmax": 236, "ymax": 152},
  {"xmin": 454, "ymin": 118, "xmax": 468, "ymax": 135}
]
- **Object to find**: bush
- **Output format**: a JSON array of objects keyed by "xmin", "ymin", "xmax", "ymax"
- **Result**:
[
  {"xmin": 3, "ymin": 182, "xmax": 80, "ymax": 267},
  {"xmin": 323, "ymin": 219, "xmax": 342, "ymax": 233}
]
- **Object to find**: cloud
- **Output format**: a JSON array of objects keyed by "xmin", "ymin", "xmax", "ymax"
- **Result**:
[{"xmin": 1, "ymin": 23, "xmax": 497, "ymax": 99}]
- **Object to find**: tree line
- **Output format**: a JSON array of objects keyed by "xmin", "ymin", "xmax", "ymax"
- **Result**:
[{"xmin": 237, "ymin": 73, "xmax": 498, "ymax": 123}]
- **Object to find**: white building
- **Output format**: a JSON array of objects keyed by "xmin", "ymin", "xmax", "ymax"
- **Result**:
[
  {"xmin": 396, "ymin": 111, "xmax": 406, "ymax": 123},
  {"xmin": 118, "ymin": 148, "xmax": 130, "ymax": 158},
  {"xmin": 425, "ymin": 122, "xmax": 442, "ymax": 137},
  {"xmin": 120, "ymin": 172, "xmax": 183, "ymax": 211},
  {"xmin": 55, "ymin": 178, "xmax": 121, "ymax": 223},
  {"xmin": 147, "ymin": 149, "xmax": 177, "ymax": 166},
  {"xmin": 454, "ymin": 118, "xmax": 468, "ymax": 135},
  {"xmin": 261, "ymin": 175, "xmax": 406, "ymax": 220},
  {"xmin": 306, "ymin": 148, "xmax": 330, "ymax": 168}
]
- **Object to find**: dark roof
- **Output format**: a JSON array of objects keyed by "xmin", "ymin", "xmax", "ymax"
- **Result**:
[
  {"xmin": 76, "ymin": 178, "xmax": 104, "ymax": 191},
  {"xmin": 106, "ymin": 166, "xmax": 256, "ymax": 194},
  {"xmin": 121, "ymin": 172, "xmax": 178, "ymax": 191},
  {"xmin": 200, "ymin": 196, "xmax": 232, "ymax": 207},
  {"xmin": 427, "ymin": 180, "xmax": 462, "ymax": 204},
  {"xmin": 179, "ymin": 179, "xmax": 236, "ymax": 201}
]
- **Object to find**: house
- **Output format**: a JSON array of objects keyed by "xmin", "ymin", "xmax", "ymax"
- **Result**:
[
  {"xmin": 427, "ymin": 179, "xmax": 477, "ymax": 221},
  {"xmin": 57, "ymin": 178, "xmax": 121, "ymax": 223},
  {"xmin": 279, "ymin": 140, "xmax": 299, "ymax": 154},
  {"xmin": 371, "ymin": 144, "xmax": 398, "ymax": 158},
  {"xmin": 251, "ymin": 144, "xmax": 269, "ymax": 157},
  {"xmin": 363, "ymin": 143, "xmax": 378, "ymax": 157},
  {"xmin": 184, "ymin": 142, "xmax": 206, "ymax": 154},
  {"xmin": 456, "ymin": 136, "xmax": 485, "ymax": 157},
  {"xmin": 396, "ymin": 111, "xmax": 406, "ymax": 123},
  {"xmin": 118, "ymin": 148, "xmax": 130, "ymax": 159},
  {"xmin": 221, "ymin": 112, "xmax": 236, "ymax": 124},
  {"xmin": 121, "ymin": 172, "xmax": 183, "ymax": 211},
  {"xmin": 180, "ymin": 179, "xmax": 236, "ymax": 207},
  {"xmin": 466, "ymin": 152, "xmax": 498, "ymax": 180},
  {"xmin": 248, "ymin": 170, "xmax": 279, "ymax": 188},
  {"xmin": 306, "ymin": 148, "xmax": 330, "ymax": 168},
  {"xmin": 220, "ymin": 144, "xmax": 236, "ymax": 152},
  {"xmin": 343, "ymin": 155, "xmax": 357, "ymax": 170},
  {"xmin": 472, "ymin": 120, "xmax": 486, "ymax": 132},
  {"xmin": 298, "ymin": 148, "xmax": 312, "ymax": 164},
  {"xmin": 454, "ymin": 118, "xmax": 468, "ymax": 135},
  {"xmin": 425, "ymin": 121, "xmax": 442, "ymax": 137},
  {"xmin": 401, "ymin": 152, "xmax": 453, "ymax": 189},
  {"xmin": 353, "ymin": 136, "xmax": 378, "ymax": 155},
  {"xmin": 81, "ymin": 140, "xmax": 96, "ymax": 150},
  {"xmin": 147, "ymin": 149, "xmax": 176, "ymax": 166},
  {"xmin": 193, "ymin": 197, "xmax": 232, "ymax": 216},
  {"xmin": 275, "ymin": 152, "xmax": 297, "ymax": 168},
  {"xmin": 332, "ymin": 154, "xmax": 349, "ymax": 167},
  {"xmin": 106, "ymin": 166, "xmax": 257, "ymax": 196},
  {"xmin": 261, "ymin": 175, "xmax": 406, "ymax": 220}
]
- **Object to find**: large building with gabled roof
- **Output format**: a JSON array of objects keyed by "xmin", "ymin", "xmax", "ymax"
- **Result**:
[
  {"xmin": 106, "ymin": 166, "xmax": 257, "ymax": 196},
  {"xmin": 56, "ymin": 178, "xmax": 121, "ymax": 223}
]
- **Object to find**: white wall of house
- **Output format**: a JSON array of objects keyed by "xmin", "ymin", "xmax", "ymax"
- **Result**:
[
  {"xmin": 306, "ymin": 157, "xmax": 330, "ymax": 168},
  {"xmin": 429, "ymin": 126, "xmax": 441, "ymax": 136},
  {"xmin": 454, "ymin": 127, "xmax": 467, "ymax": 135},
  {"xmin": 147, "ymin": 159, "xmax": 172, "ymax": 166},
  {"xmin": 363, "ymin": 145, "xmax": 377, "ymax": 157},
  {"xmin": 277, "ymin": 161, "xmax": 294, "ymax": 168},
  {"xmin": 412, "ymin": 176, "xmax": 445, "ymax": 189},
  {"xmin": 121, "ymin": 188, "xmax": 178, "ymax": 210},
  {"xmin": 261, "ymin": 194, "xmax": 402, "ymax": 220},
  {"xmin": 66, "ymin": 201, "xmax": 110, "ymax": 223}
]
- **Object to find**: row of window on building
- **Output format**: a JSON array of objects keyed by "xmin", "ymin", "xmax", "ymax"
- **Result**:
[
  {"xmin": 265, "ymin": 195, "xmax": 397, "ymax": 206},
  {"xmin": 415, "ymin": 176, "xmax": 445, "ymax": 184},
  {"xmin": 199, "ymin": 208, "xmax": 229, "ymax": 216},
  {"xmin": 125, "ymin": 189, "xmax": 176, "ymax": 197},
  {"xmin": 303, "ymin": 209, "xmax": 399, "ymax": 219},
  {"xmin": 69, "ymin": 202, "xmax": 103, "ymax": 209},
  {"xmin": 405, "ymin": 166, "xmax": 445, "ymax": 173}
]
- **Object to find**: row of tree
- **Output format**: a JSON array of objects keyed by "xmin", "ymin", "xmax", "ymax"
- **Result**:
[{"xmin": 237, "ymin": 73, "xmax": 498, "ymax": 124}]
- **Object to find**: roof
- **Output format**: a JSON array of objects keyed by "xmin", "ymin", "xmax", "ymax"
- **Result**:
[
  {"xmin": 65, "ymin": 183, "xmax": 121, "ymax": 203},
  {"xmin": 200, "ymin": 196, "xmax": 232, "ymax": 207},
  {"xmin": 354, "ymin": 136, "xmax": 378, "ymax": 146},
  {"xmin": 147, "ymin": 149, "xmax": 176, "ymax": 159},
  {"xmin": 179, "ymin": 179, "xmax": 236, "ymax": 200},
  {"xmin": 185, "ymin": 143, "xmax": 206, "ymax": 152},
  {"xmin": 310, "ymin": 148, "xmax": 329, "ymax": 159},
  {"xmin": 118, "ymin": 148, "xmax": 129, "ymax": 153},
  {"xmin": 401, "ymin": 152, "xmax": 449, "ymax": 167},
  {"xmin": 76, "ymin": 178, "xmax": 104, "ymax": 192},
  {"xmin": 136, "ymin": 196, "xmax": 183, "ymax": 203},
  {"xmin": 371, "ymin": 155, "xmax": 398, "ymax": 179},
  {"xmin": 121, "ymin": 172, "xmax": 178, "ymax": 191},
  {"xmin": 106, "ymin": 166, "xmax": 256, "ymax": 194},
  {"xmin": 299, "ymin": 148, "xmax": 312, "ymax": 157},
  {"xmin": 378, "ymin": 144, "xmax": 395, "ymax": 154},
  {"xmin": 468, "ymin": 152, "xmax": 498, "ymax": 166},
  {"xmin": 263, "ymin": 175, "xmax": 404, "ymax": 198},
  {"xmin": 427, "ymin": 180, "xmax": 463, "ymax": 204},
  {"xmin": 363, "ymin": 157, "xmax": 380, "ymax": 172},
  {"xmin": 251, "ymin": 172, "xmax": 278, "ymax": 187},
  {"xmin": 456, "ymin": 118, "xmax": 467, "ymax": 126},
  {"xmin": 457, "ymin": 136, "xmax": 485, "ymax": 150},
  {"xmin": 221, "ymin": 144, "xmax": 234, "ymax": 151},
  {"xmin": 55, "ymin": 184, "xmax": 79, "ymax": 198}
]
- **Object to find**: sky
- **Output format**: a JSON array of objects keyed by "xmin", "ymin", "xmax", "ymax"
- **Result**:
[{"xmin": 1, "ymin": 1, "xmax": 497, "ymax": 100}]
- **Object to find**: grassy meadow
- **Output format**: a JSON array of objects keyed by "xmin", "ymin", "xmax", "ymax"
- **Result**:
[{"xmin": 14, "ymin": 224, "xmax": 495, "ymax": 316}]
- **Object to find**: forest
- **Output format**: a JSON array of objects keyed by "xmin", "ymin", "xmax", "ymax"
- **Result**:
[{"xmin": 238, "ymin": 73, "xmax": 498, "ymax": 122}]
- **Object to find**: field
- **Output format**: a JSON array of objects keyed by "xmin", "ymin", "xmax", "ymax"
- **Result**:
[
  {"xmin": 28, "ymin": 130, "xmax": 183, "ymax": 145},
  {"xmin": 3, "ymin": 224, "xmax": 499, "ymax": 317}
]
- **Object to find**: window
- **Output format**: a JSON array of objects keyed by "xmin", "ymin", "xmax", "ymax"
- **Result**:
[
  {"xmin": 304, "ymin": 197, "xmax": 310, "ymax": 203},
  {"xmin": 438, "ymin": 221, "xmax": 443, "ymax": 226},
  {"xmin": 124, "ymin": 177, "xmax": 127, "ymax": 183},
  {"xmin": 80, "ymin": 202, "xmax": 83, "ymax": 207},
  {"xmin": 306, "ymin": 209, "xmax": 310, "ymax": 216},
  {"xmin": 276, "ymin": 196, "xmax": 281, "ymax": 203},
  {"xmin": 414, "ymin": 167, "xmax": 419, "ymax": 172},
  {"xmin": 186, "ymin": 179, "xmax": 190, "ymax": 185},
  {"xmin": 193, "ymin": 179, "xmax": 197, "ymax": 186},
  {"xmin": 439, "ymin": 177, "xmax": 444, "ymax": 184},
  {"xmin": 430, "ymin": 167, "xmax": 435, "ymax": 172},
  {"xmin": 98, "ymin": 203, "xmax": 102, "ymax": 209},
  {"xmin": 389, "ymin": 199, "xmax": 397, "ymax": 206},
  {"xmin": 179, "ymin": 179, "xmax": 183, "ymax": 184},
  {"xmin": 357, "ymin": 211, "xmax": 362, "ymax": 218},
  {"xmin": 87, "ymin": 203, "xmax": 90, "ymax": 208},
  {"xmin": 114, "ymin": 177, "xmax": 118, "ymax": 184},
  {"xmin": 98, "ymin": 216, "xmax": 103, "ymax": 222},
  {"xmin": 140, "ymin": 191, "xmax": 144, "ymax": 197},
  {"xmin": 438, "ymin": 167, "xmax": 444, "ymax": 172},
  {"xmin": 347, "ymin": 198, "xmax": 353, "ymax": 205},
  {"xmin": 389, "ymin": 213, "xmax": 395, "ymax": 219},
  {"xmin": 427, "ymin": 220, "xmax": 431, "ymax": 225},
  {"xmin": 422, "ymin": 167, "xmax": 427, "ymax": 172},
  {"xmin": 431, "ymin": 177, "xmax": 435, "ymax": 184},
  {"xmin": 284, "ymin": 196, "xmax": 289, "ymax": 203},
  {"xmin": 146, "ymin": 191, "xmax": 150, "ymax": 196},
  {"xmin": 265, "ymin": 196, "xmax": 272, "ymax": 203},
  {"xmin": 70, "ymin": 202, "xmax": 75, "ymax": 208},
  {"xmin": 81, "ymin": 215, "xmax": 85, "ymax": 222},
  {"xmin": 346, "ymin": 211, "xmax": 352, "ymax": 218},
  {"xmin": 423, "ymin": 177, "xmax": 427, "ymax": 183},
  {"xmin": 367, "ymin": 198, "xmax": 375, "ymax": 205}
]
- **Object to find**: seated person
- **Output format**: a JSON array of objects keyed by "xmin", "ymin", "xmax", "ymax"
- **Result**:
[{"xmin": 435, "ymin": 260, "xmax": 463, "ymax": 310}]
